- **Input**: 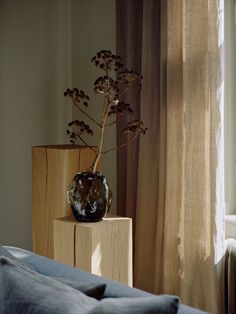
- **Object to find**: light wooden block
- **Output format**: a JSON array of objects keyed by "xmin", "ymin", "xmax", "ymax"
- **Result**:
[
  {"xmin": 32, "ymin": 145, "xmax": 98, "ymax": 258},
  {"xmin": 54, "ymin": 216, "xmax": 133, "ymax": 286}
]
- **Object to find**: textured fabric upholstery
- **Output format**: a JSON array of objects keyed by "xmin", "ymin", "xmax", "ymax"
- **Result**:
[
  {"xmin": 0, "ymin": 256, "xmax": 181, "ymax": 314},
  {"xmin": 4, "ymin": 246, "xmax": 208, "ymax": 314}
]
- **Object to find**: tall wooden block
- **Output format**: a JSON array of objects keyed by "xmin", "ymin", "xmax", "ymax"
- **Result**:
[
  {"xmin": 54, "ymin": 216, "xmax": 133, "ymax": 286},
  {"xmin": 32, "ymin": 145, "xmax": 97, "ymax": 258}
]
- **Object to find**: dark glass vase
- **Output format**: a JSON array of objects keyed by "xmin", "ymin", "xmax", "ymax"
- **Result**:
[{"xmin": 67, "ymin": 172, "xmax": 112, "ymax": 222}]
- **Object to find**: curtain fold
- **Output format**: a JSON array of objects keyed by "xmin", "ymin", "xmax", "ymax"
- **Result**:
[
  {"xmin": 116, "ymin": 0, "xmax": 225, "ymax": 313},
  {"xmin": 116, "ymin": 0, "xmax": 143, "ymax": 225}
]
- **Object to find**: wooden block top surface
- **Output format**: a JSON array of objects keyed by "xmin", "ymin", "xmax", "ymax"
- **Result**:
[{"xmin": 54, "ymin": 214, "xmax": 131, "ymax": 227}]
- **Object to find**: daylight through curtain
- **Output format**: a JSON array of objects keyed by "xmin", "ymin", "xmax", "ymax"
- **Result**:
[{"xmin": 117, "ymin": 0, "xmax": 225, "ymax": 313}]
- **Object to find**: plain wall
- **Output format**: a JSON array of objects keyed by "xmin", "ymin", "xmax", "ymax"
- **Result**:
[
  {"xmin": 70, "ymin": 0, "xmax": 116, "ymax": 213},
  {"xmin": 0, "ymin": 0, "xmax": 116, "ymax": 249}
]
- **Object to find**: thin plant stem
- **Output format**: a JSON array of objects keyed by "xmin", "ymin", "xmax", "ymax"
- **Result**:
[
  {"xmin": 77, "ymin": 135, "xmax": 97, "ymax": 153},
  {"xmin": 92, "ymin": 94, "xmax": 111, "ymax": 173},
  {"xmin": 105, "ymin": 116, "xmax": 121, "ymax": 127},
  {"xmin": 102, "ymin": 133, "xmax": 139, "ymax": 154},
  {"xmin": 72, "ymin": 98, "xmax": 102, "ymax": 127},
  {"xmin": 117, "ymin": 85, "xmax": 130, "ymax": 98}
]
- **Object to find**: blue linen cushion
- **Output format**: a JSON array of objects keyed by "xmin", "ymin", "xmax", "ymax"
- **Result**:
[
  {"xmin": 88, "ymin": 295, "xmax": 179, "ymax": 314},
  {"xmin": 53, "ymin": 277, "xmax": 106, "ymax": 300},
  {"xmin": 0, "ymin": 255, "xmax": 179, "ymax": 314},
  {"xmin": 0, "ymin": 244, "xmax": 34, "ymax": 270},
  {"xmin": 0, "ymin": 257, "xmax": 98, "ymax": 314},
  {"xmin": 1, "ymin": 245, "xmax": 107, "ymax": 300},
  {"xmin": 4, "ymin": 246, "xmax": 208, "ymax": 314}
]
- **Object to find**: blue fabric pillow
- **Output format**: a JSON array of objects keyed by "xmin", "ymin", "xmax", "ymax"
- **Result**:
[
  {"xmin": 0, "ymin": 257, "xmax": 98, "ymax": 314},
  {"xmin": 87, "ymin": 295, "xmax": 179, "ymax": 314},
  {"xmin": 0, "ymin": 252, "xmax": 179, "ymax": 314},
  {"xmin": 1, "ymin": 245, "xmax": 107, "ymax": 300},
  {"xmin": 53, "ymin": 277, "xmax": 106, "ymax": 300},
  {"xmin": 0, "ymin": 244, "xmax": 34, "ymax": 270}
]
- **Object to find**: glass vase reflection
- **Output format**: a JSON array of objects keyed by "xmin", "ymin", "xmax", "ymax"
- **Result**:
[{"xmin": 67, "ymin": 171, "xmax": 112, "ymax": 222}]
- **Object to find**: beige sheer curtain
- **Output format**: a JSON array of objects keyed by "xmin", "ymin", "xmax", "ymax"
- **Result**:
[{"xmin": 117, "ymin": 0, "xmax": 225, "ymax": 313}]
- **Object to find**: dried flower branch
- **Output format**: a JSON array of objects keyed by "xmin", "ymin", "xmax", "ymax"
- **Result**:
[
  {"xmin": 66, "ymin": 120, "xmax": 93, "ymax": 144},
  {"xmin": 108, "ymin": 101, "xmax": 134, "ymax": 116},
  {"xmin": 64, "ymin": 50, "xmax": 147, "ymax": 173},
  {"xmin": 91, "ymin": 50, "xmax": 124, "ymax": 72},
  {"xmin": 123, "ymin": 120, "xmax": 148, "ymax": 135}
]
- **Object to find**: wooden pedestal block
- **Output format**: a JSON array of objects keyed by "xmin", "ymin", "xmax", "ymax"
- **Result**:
[
  {"xmin": 32, "ymin": 145, "xmax": 97, "ymax": 258},
  {"xmin": 54, "ymin": 216, "xmax": 133, "ymax": 286}
]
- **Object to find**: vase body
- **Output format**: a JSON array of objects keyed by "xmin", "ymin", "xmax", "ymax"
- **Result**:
[{"xmin": 67, "ymin": 172, "xmax": 112, "ymax": 222}]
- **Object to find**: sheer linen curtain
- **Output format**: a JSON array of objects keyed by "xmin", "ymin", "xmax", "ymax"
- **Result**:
[{"xmin": 117, "ymin": 1, "xmax": 225, "ymax": 313}]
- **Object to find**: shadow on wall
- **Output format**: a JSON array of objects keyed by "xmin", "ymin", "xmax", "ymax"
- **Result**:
[{"xmin": 0, "ymin": 0, "xmax": 116, "ymax": 250}]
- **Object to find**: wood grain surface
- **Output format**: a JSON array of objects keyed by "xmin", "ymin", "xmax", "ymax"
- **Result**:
[
  {"xmin": 32, "ymin": 145, "xmax": 97, "ymax": 258},
  {"xmin": 54, "ymin": 215, "xmax": 133, "ymax": 286}
]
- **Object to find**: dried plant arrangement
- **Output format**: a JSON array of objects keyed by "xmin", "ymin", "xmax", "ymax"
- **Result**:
[{"xmin": 64, "ymin": 50, "xmax": 147, "ymax": 173}]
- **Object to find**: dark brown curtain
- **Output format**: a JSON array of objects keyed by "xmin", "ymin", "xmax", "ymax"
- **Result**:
[
  {"xmin": 116, "ymin": 0, "xmax": 144, "ymax": 225},
  {"xmin": 116, "ymin": 0, "xmax": 163, "ymax": 284},
  {"xmin": 116, "ymin": 0, "xmax": 160, "ymax": 231},
  {"xmin": 116, "ymin": 0, "xmax": 163, "ymax": 228}
]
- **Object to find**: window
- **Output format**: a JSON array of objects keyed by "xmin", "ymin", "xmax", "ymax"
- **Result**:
[{"xmin": 224, "ymin": 0, "xmax": 236, "ymax": 239}]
